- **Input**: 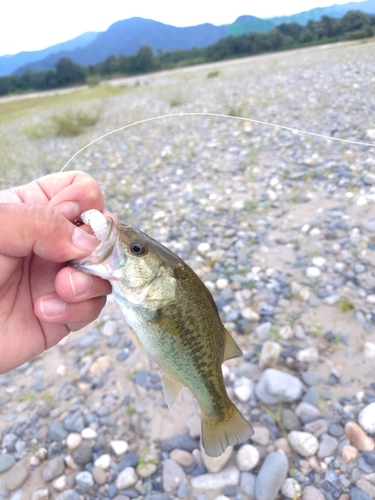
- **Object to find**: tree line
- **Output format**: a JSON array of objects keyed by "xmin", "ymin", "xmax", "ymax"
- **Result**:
[{"xmin": 0, "ymin": 10, "xmax": 374, "ymax": 97}]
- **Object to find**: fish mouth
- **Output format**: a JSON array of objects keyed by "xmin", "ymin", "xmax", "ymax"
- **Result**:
[{"xmin": 69, "ymin": 217, "xmax": 125, "ymax": 280}]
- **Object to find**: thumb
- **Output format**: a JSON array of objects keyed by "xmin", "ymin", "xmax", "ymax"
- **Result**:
[{"xmin": 0, "ymin": 203, "xmax": 98, "ymax": 262}]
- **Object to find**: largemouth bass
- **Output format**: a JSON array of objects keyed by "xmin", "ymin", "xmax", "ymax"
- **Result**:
[{"xmin": 71, "ymin": 211, "xmax": 253, "ymax": 457}]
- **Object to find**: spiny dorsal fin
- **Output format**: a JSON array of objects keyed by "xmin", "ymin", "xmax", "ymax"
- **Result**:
[
  {"xmin": 162, "ymin": 370, "xmax": 185, "ymax": 410},
  {"xmin": 223, "ymin": 329, "xmax": 242, "ymax": 361}
]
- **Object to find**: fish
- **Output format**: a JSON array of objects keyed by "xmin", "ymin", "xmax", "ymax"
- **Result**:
[{"xmin": 70, "ymin": 211, "xmax": 253, "ymax": 457}]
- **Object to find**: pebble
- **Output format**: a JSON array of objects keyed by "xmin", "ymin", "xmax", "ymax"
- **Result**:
[
  {"xmin": 55, "ymin": 490, "xmax": 80, "ymax": 500},
  {"xmin": 288, "ymin": 431, "xmax": 319, "ymax": 457},
  {"xmin": 201, "ymin": 445, "xmax": 232, "ymax": 473},
  {"xmin": 31, "ymin": 489, "xmax": 49, "ymax": 500},
  {"xmin": 191, "ymin": 466, "xmax": 240, "ymax": 490},
  {"xmin": 92, "ymin": 465, "xmax": 107, "ymax": 484},
  {"xmin": 256, "ymin": 368, "xmax": 304, "ymax": 404},
  {"xmin": 1, "ymin": 465, "xmax": 29, "ymax": 491},
  {"xmin": 259, "ymin": 341, "xmax": 281, "ymax": 369},
  {"xmin": 302, "ymin": 485, "xmax": 326, "ymax": 500},
  {"xmin": 66, "ymin": 432, "xmax": 82, "ymax": 450},
  {"xmin": 233, "ymin": 376, "xmax": 254, "ymax": 402},
  {"xmin": 317, "ymin": 433, "xmax": 339, "ymax": 459},
  {"xmin": 358, "ymin": 403, "xmax": 375, "ymax": 434},
  {"xmin": 342, "ymin": 445, "xmax": 359, "ymax": 462},
  {"xmin": 0, "ymin": 453, "xmax": 16, "ymax": 473},
  {"xmin": 345, "ymin": 421, "xmax": 375, "ymax": 451},
  {"xmin": 81, "ymin": 427, "xmax": 98, "ymax": 439},
  {"xmin": 296, "ymin": 347, "xmax": 319, "ymax": 364},
  {"xmin": 162, "ymin": 458, "xmax": 187, "ymax": 493},
  {"xmin": 115, "ymin": 466, "xmax": 138, "ymax": 489},
  {"xmin": 42, "ymin": 457, "xmax": 65, "ymax": 482},
  {"xmin": 236, "ymin": 444, "xmax": 260, "ymax": 471},
  {"xmin": 350, "ymin": 486, "xmax": 373, "ymax": 500},
  {"xmin": 72, "ymin": 443, "xmax": 93, "ymax": 465},
  {"xmin": 281, "ymin": 477, "xmax": 302, "ymax": 499},
  {"xmin": 48, "ymin": 420, "xmax": 68, "ymax": 441},
  {"xmin": 281, "ymin": 408, "xmax": 301, "ymax": 431},
  {"xmin": 110, "ymin": 439, "xmax": 129, "ymax": 456},
  {"xmin": 255, "ymin": 451, "xmax": 288, "ymax": 500},
  {"xmin": 94, "ymin": 453, "xmax": 111, "ymax": 470},
  {"xmin": 240, "ymin": 471, "xmax": 256, "ymax": 498},
  {"xmin": 76, "ymin": 471, "xmax": 94, "ymax": 488},
  {"xmin": 170, "ymin": 449, "xmax": 194, "ymax": 467}
]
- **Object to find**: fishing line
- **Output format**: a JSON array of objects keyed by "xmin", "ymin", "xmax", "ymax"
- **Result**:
[{"xmin": 53, "ymin": 111, "xmax": 375, "ymax": 196}]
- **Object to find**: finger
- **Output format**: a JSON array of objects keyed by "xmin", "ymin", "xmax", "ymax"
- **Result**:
[
  {"xmin": 0, "ymin": 204, "xmax": 99, "ymax": 261},
  {"xmin": 35, "ymin": 293, "xmax": 106, "ymax": 330},
  {"xmin": 55, "ymin": 267, "xmax": 112, "ymax": 302}
]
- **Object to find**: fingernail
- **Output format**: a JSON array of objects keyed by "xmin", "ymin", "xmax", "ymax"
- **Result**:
[
  {"xmin": 72, "ymin": 227, "xmax": 98, "ymax": 252},
  {"xmin": 54, "ymin": 201, "xmax": 80, "ymax": 220},
  {"xmin": 40, "ymin": 297, "xmax": 66, "ymax": 317},
  {"xmin": 69, "ymin": 270, "xmax": 93, "ymax": 296}
]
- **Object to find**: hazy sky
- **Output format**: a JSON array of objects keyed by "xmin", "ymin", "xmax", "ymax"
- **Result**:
[{"xmin": 0, "ymin": 0, "xmax": 364, "ymax": 57}]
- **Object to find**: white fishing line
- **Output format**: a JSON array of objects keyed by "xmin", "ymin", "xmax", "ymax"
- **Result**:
[{"xmin": 59, "ymin": 112, "xmax": 375, "ymax": 173}]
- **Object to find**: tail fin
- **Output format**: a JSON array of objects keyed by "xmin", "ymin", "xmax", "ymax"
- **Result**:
[{"xmin": 201, "ymin": 403, "xmax": 253, "ymax": 457}]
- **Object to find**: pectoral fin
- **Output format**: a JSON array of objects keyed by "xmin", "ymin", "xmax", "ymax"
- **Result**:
[
  {"xmin": 162, "ymin": 370, "xmax": 185, "ymax": 409},
  {"xmin": 223, "ymin": 329, "xmax": 242, "ymax": 361},
  {"xmin": 132, "ymin": 330, "xmax": 149, "ymax": 363}
]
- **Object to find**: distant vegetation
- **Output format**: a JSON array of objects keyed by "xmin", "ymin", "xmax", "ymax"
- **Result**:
[{"xmin": 0, "ymin": 11, "xmax": 374, "ymax": 97}]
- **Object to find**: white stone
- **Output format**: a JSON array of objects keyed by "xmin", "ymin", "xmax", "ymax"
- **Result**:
[
  {"xmin": 236, "ymin": 444, "xmax": 260, "ymax": 471},
  {"xmin": 103, "ymin": 320, "xmax": 117, "ymax": 337},
  {"xmin": 197, "ymin": 242, "xmax": 210, "ymax": 253},
  {"xmin": 115, "ymin": 467, "xmax": 138, "ymax": 489},
  {"xmin": 364, "ymin": 342, "xmax": 375, "ymax": 358},
  {"xmin": 306, "ymin": 267, "xmax": 321, "ymax": 278},
  {"xmin": 358, "ymin": 402, "xmax": 375, "ymax": 434},
  {"xmin": 233, "ymin": 377, "xmax": 253, "ymax": 402},
  {"xmin": 296, "ymin": 347, "xmax": 319, "ymax": 364},
  {"xmin": 110, "ymin": 440, "xmax": 129, "ymax": 456},
  {"xmin": 94, "ymin": 454, "xmax": 111, "ymax": 471},
  {"xmin": 216, "ymin": 278, "xmax": 229, "ymax": 290},
  {"xmin": 81, "ymin": 428, "xmax": 98, "ymax": 440},
  {"xmin": 281, "ymin": 477, "xmax": 302, "ymax": 499},
  {"xmin": 312, "ymin": 257, "xmax": 326, "ymax": 267},
  {"xmin": 279, "ymin": 325, "xmax": 293, "ymax": 340},
  {"xmin": 32, "ymin": 489, "xmax": 49, "ymax": 500},
  {"xmin": 202, "ymin": 445, "xmax": 233, "ymax": 473},
  {"xmin": 366, "ymin": 295, "xmax": 375, "ymax": 304},
  {"xmin": 259, "ymin": 341, "xmax": 281, "ymax": 369},
  {"xmin": 66, "ymin": 433, "xmax": 82, "ymax": 450},
  {"xmin": 288, "ymin": 431, "xmax": 319, "ymax": 457},
  {"xmin": 187, "ymin": 413, "xmax": 201, "ymax": 439},
  {"xmin": 52, "ymin": 475, "xmax": 68, "ymax": 492},
  {"xmin": 55, "ymin": 365, "xmax": 67, "ymax": 376},
  {"xmin": 240, "ymin": 308, "xmax": 260, "ymax": 321},
  {"xmin": 191, "ymin": 466, "xmax": 240, "ymax": 490}
]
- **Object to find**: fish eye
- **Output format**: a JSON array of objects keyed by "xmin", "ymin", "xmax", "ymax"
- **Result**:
[{"xmin": 130, "ymin": 241, "xmax": 147, "ymax": 256}]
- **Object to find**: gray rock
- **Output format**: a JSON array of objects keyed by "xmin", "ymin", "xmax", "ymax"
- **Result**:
[
  {"xmin": 63, "ymin": 411, "xmax": 85, "ymax": 432},
  {"xmin": 255, "ymin": 369, "xmax": 304, "ymax": 404},
  {"xmin": 349, "ymin": 487, "xmax": 373, "ymax": 500},
  {"xmin": 160, "ymin": 433, "xmax": 199, "ymax": 452},
  {"xmin": 240, "ymin": 471, "xmax": 256, "ymax": 499},
  {"xmin": 317, "ymin": 433, "xmax": 339, "ymax": 459},
  {"xmin": 281, "ymin": 408, "xmax": 301, "ymax": 432},
  {"xmin": 177, "ymin": 478, "xmax": 191, "ymax": 499},
  {"xmin": 303, "ymin": 418, "xmax": 328, "ymax": 437},
  {"xmin": 255, "ymin": 451, "xmax": 288, "ymax": 500},
  {"xmin": 1, "ymin": 465, "xmax": 29, "ymax": 491},
  {"xmin": 75, "ymin": 471, "xmax": 94, "ymax": 488},
  {"xmin": 42, "ymin": 457, "xmax": 65, "ymax": 482},
  {"xmin": 55, "ymin": 490, "xmax": 80, "ymax": 500},
  {"xmin": 327, "ymin": 422, "xmax": 343, "ymax": 437},
  {"xmin": 0, "ymin": 453, "xmax": 16, "ymax": 473},
  {"xmin": 300, "ymin": 371, "xmax": 321, "ymax": 386},
  {"xmin": 163, "ymin": 458, "xmax": 186, "ymax": 493},
  {"xmin": 115, "ymin": 467, "xmax": 138, "ymax": 489},
  {"xmin": 191, "ymin": 466, "xmax": 240, "ymax": 490},
  {"xmin": 48, "ymin": 420, "xmax": 68, "ymax": 441},
  {"xmin": 2, "ymin": 432, "xmax": 17, "ymax": 451},
  {"xmin": 295, "ymin": 402, "xmax": 320, "ymax": 423},
  {"xmin": 302, "ymin": 387, "xmax": 320, "ymax": 407},
  {"xmin": 302, "ymin": 485, "xmax": 325, "ymax": 500},
  {"xmin": 72, "ymin": 443, "xmax": 93, "ymax": 465},
  {"xmin": 256, "ymin": 322, "xmax": 272, "ymax": 341}
]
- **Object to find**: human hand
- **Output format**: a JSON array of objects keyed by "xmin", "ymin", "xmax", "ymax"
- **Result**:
[{"xmin": 0, "ymin": 171, "xmax": 113, "ymax": 373}]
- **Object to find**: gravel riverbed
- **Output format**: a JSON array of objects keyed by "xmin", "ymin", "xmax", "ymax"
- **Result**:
[{"xmin": 1, "ymin": 41, "xmax": 375, "ymax": 500}]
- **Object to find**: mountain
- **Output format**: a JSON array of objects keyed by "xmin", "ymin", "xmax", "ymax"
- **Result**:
[
  {"xmin": 0, "ymin": 32, "xmax": 99, "ymax": 77},
  {"xmin": 10, "ymin": 16, "xmax": 274, "ymax": 76},
  {"xmin": 2, "ymin": 1, "xmax": 375, "ymax": 77},
  {"xmin": 269, "ymin": 0, "xmax": 375, "ymax": 25}
]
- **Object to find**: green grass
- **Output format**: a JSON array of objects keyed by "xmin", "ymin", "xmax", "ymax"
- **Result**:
[
  {"xmin": 207, "ymin": 70, "xmax": 220, "ymax": 78},
  {"xmin": 0, "ymin": 84, "xmax": 130, "ymax": 125},
  {"xmin": 338, "ymin": 296, "xmax": 354, "ymax": 313}
]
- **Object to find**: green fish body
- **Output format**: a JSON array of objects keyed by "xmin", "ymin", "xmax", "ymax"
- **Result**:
[{"xmin": 71, "ymin": 216, "xmax": 253, "ymax": 456}]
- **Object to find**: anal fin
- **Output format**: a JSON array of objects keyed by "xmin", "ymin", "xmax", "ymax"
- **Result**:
[
  {"xmin": 162, "ymin": 370, "xmax": 185, "ymax": 410},
  {"xmin": 223, "ymin": 329, "xmax": 242, "ymax": 361}
]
